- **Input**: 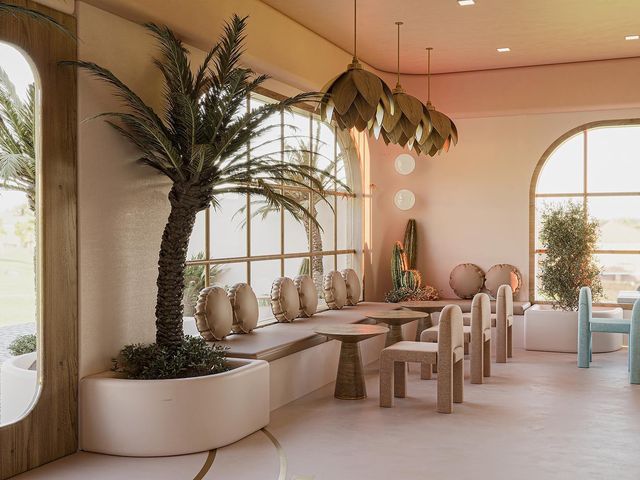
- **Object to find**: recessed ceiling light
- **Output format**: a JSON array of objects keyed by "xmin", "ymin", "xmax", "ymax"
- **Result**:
[
  {"xmin": 458, "ymin": 0, "xmax": 475, "ymax": 5},
  {"xmin": 625, "ymin": 35, "xmax": 639, "ymax": 41},
  {"xmin": 497, "ymin": 47, "xmax": 511, "ymax": 53}
]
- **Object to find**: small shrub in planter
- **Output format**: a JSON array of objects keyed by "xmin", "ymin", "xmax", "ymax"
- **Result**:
[
  {"xmin": 112, "ymin": 336, "xmax": 229, "ymax": 380},
  {"xmin": 385, "ymin": 286, "xmax": 440, "ymax": 303},
  {"xmin": 8, "ymin": 334, "xmax": 37, "ymax": 356},
  {"xmin": 538, "ymin": 202, "xmax": 602, "ymax": 311}
]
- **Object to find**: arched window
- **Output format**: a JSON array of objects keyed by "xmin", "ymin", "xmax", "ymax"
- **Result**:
[
  {"xmin": 184, "ymin": 92, "xmax": 359, "ymax": 323},
  {"xmin": 531, "ymin": 121, "xmax": 640, "ymax": 305}
]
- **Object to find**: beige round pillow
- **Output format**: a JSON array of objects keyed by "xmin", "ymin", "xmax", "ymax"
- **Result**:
[
  {"xmin": 271, "ymin": 277, "xmax": 301, "ymax": 322},
  {"xmin": 194, "ymin": 286, "xmax": 233, "ymax": 341},
  {"xmin": 341, "ymin": 268, "xmax": 361, "ymax": 306},
  {"xmin": 294, "ymin": 275, "xmax": 318, "ymax": 317},
  {"xmin": 485, "ymin": 264, "xmax": 522, "ymax": 298},
  {"xmin": 324, "ymin": 271, "xmax": 347, "ymax": 310},
  {"xmin": 227, "ymin": 283, "xmax": 259, "ymax": 333},
  {"xmin": 449, "ymin": 263, "xmax": 485, "ymax": 299}
]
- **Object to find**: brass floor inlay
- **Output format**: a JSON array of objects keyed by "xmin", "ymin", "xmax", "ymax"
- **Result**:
[
  {"xmin": 193, "ymin": 449, "xmax": 216, "ymax": 480},
  {"xmin": 261, "ymin": 428, "xmax": 287, "ymax": 480}
]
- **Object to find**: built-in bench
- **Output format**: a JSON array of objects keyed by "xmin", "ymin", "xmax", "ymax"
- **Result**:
[{"xmin": 184, "ymin": 301, "xmax": 400, "ymax": 362}]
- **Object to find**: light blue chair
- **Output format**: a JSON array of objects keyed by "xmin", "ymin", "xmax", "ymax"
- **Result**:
[{"xmin": 577, "ymin": 286, "xmax": 640, "ymax": 384}]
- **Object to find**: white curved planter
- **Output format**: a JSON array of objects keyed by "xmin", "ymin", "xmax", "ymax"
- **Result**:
[
  {"xmin": 80, "ymin": 358, "xmax": 269, "ymax": 457},
  {"xmin": 525, "ymin": 305, "xmax": 623, "ymax": 353},
  {"xmin": 0, "ymin": 352, "xmax": 39, "ymax": 425}
]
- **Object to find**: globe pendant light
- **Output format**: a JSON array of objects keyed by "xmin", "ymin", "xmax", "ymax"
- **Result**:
[
  {"xmin": 375, "ymin": 22, "xmax": 432, "ymax": 150},
  {"xmin": 414, "ymin": 47, "xmax": 458, "ymax": 157},
  {"xmin": 320, "ymin": 0, "xmax": 394, "ymax": 132}
]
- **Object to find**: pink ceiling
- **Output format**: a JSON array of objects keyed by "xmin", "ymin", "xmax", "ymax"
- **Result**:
[{"xmin": 260, "ymin": 0, "xmax": 640, "ymax": 74}]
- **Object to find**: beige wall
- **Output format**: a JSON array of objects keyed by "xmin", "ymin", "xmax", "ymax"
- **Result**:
[{"xmin": 76, "ymin": 0, "xmax": 640, "ymax": 375}]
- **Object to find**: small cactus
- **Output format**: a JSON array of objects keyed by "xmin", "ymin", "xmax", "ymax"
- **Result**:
[
  {"xmin": 391, "ymin": 241, "xmax": 406, "ymax": 290},
  {"xmin": 403, "ymin": 219, "xmax": 417, "ymax": 270},
  {"xmin": 402, "ymin": 269, "xmax": 422, "ymax": 290}
]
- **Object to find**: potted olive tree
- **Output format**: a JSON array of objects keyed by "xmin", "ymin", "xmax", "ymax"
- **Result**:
[
  {"xmin": 525, "ymin": 202, "xmax": 623, "ymax": 353},
  {"xmin": 75, "ymin": 16, "xmax": 338, "ymax": 456}
]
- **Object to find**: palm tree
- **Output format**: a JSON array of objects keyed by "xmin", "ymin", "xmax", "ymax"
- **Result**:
[
  {"xmin": 72, "ymin": 16, "xmax": 339, "ymax": 350},
  {"xmin": 238, "ymin": 124, "xmax": 345, "ymax": 290},
  {"xmin": 0, "ymin": 67, "xmax": 36, "ymax": 212}
]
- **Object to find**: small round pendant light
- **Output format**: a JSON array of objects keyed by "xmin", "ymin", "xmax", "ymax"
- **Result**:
[
  {"xmin": 320, "ymin": 0, "xmax": 394, "ymax": 132},
  {"xmin": 414, "ymin": 48, "xmax": 458, "ymax": 156}
]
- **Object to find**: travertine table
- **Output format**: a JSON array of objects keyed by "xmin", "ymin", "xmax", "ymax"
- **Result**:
[
  {"xmin": 398, "ymin": 301, "xmax": 448, "ymax": 340},
  {"xmin": 314, "ymin": 324, "xmax": 389, "ymax": 400},
  {"xmin": 364, "ymin": 310, "xmax": 428, "ymax": 347}
]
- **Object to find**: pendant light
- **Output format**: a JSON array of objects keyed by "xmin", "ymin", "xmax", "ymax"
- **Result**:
[
  {"xmin": 320, "ymin": 0, "xmax": 394, "ymax": 132},
  {"xmin": 375, "ymin": 22, "xmax": 432, "ymax": 149},
  {"xmin": 414, "ymin": 47, "xmax": 458, "ymax": 156}
]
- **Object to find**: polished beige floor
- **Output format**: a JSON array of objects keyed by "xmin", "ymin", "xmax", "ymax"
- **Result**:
[{"xmin": 15, "ymin": 348, "xmax": 640, "ymax": 479}]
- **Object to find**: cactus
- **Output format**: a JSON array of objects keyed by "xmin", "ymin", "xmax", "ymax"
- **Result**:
[
  {"xmin": 403, "ymin": 219, "xmax": 417, "ymax": 270},
  {"xmin": 402, "ymin": 269, "xmax": 422, "ymax": 290},
  {"xmin": 391, "ymin": 241, "xmax": 406, "ymax": 290}
]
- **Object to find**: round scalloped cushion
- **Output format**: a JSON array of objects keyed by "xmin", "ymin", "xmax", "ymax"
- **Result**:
[
  {"xmin": 341, "ymin": 268, "xmax": 361, "ymax": 306},
  {"xmin": 323, "ymin": 271, "xmax": 347, "ymax": 310},
  {"xmin": 449, "ymin": 263, "xmax": 485, "ymax": 299},
  {"xmin": 227, "ymin": 283, "xmax": 259, "ymax": 333},
  {"xmin": 194, "ymin": 286, "xmax": 233, "ymax": 341},
  {"xmin": 270, "ymin": 277, "xmax": 301, "ymax": 322},
  {"xmin": 485, "ymin": 264, "xmax": 522, "ymax": 298},
  {"xmin": 294, "ymin": 275, "xmax": 318, "ymax": 317}
]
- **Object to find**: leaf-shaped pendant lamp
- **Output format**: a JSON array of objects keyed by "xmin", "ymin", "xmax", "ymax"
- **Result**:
[
  {"xmin": 414, "ymin": 47, "xmax": 458, "ymax": 156},
  {"xmin": 320, "ymin": 0, "xmax": 394, "ymax": 132},
  {"xmin": 375, "ymin": 22, "xmax": 432, "ymax": 149}
]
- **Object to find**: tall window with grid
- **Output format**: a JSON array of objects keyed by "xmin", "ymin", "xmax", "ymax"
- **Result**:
[
  {"xmin": 183, "ymin": 92, "xmax": 359, "ymax": 323},
  {"xmin": 532, "ymin": 122, "xmax": 640, "ymax": 305}
]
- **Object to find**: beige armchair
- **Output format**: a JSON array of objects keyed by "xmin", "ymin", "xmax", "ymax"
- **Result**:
[
  {"xmin": 421, "ymin": 293, "xmax": 492, "ymax": 383},
  {"xmin": 495, "ymin": 284, "xmax": 514, "ymax": 363},
  {"xmin": 379, "ymin": 305, "xmax": 464, "ymax": 414}
]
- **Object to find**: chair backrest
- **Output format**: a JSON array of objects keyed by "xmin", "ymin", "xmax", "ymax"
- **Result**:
[
  {"xmin": 496, "ymin": 284, "xmax": 514, "ymax": 321},
  {"xmin": 439, "ymin": 305, "xmax": 464, "ymax": 359},
  {"xmin": 471, "ymin": 292, "xmax": 491, "ymax": 336},
  {"xmin": 579, "ymin": 286, "xmax": 593, "ymax": 323}
]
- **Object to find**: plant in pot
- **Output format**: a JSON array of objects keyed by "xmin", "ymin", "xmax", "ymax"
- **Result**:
[
  {"xmin": 525, "ymin": 202, "xmax": 622, "ymax": 353},
  {"xmin": 74, "ymin": 17, "xmax": 342, "ymax": 456}
]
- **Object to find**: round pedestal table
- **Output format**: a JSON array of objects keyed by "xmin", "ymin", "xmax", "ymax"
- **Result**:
[
  {"xmin": 364, "ymin": 310, "xmax": 429, "ymax": 346},
  {"xmin": 314, "ymin": 324, "xmax": 389, "ymax": 400}
]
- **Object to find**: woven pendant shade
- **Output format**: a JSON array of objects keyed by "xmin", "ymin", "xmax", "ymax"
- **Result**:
[
  {"xmin": 320, "ymin": 1, "xmax": 394, "ymax": 132},
  {"xmin": 414, "ymin": 48, "xmax": 458, "ymax": 156},
  {"xmin": 321, "ymin": 58, "xmax": 394, "ymax": 132},
  {"xmin": 373, "ymin": 22, "xmax": 431, "ymax": 150}
]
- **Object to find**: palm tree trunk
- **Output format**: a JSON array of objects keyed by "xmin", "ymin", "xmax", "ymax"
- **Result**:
[
  {"xmin": 303, "ymin": 204, "xmax": 324, "ymax": 291},
  {"xmin": 155, "ymin": 185, "xmax": 206, "ymax": 349}
]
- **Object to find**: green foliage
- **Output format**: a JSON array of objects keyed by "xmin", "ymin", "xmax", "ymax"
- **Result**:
[
  {"xmin": 298, "ymin": 257, "xmax": 311, "ymax": 276},
  {"xmin": 538, "ymin": 202, "xmax": 603, "ymax": 311},
  {"xmin": 384, "ymin": 285, "xmax": 439, "ymax": 303},
  {"xmin": 0, "ymin": 3, "xmax": 75, "ymax": 37},
  {"xmin": 8, "ymin": 333, "xmax": 36, "ymax": 356},
  {"xmin": 112, "ymin": 336, "xmax": 229, "ymax": 380},
  {"xmin": 403, "ymin": 219, "xmax": 417, "ymax": 270},
  {"xmin": 391, "ymin": 241, "xmax": 406, "ymax": 290},
  {"xmin": 0, "ymin": 67, "xmax": 36, "ymax": 211}
]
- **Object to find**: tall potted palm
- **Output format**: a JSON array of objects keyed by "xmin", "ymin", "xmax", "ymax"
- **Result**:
[{"xmin": 77, "ymin": 16, "xmax": 341, "ymax": 456}]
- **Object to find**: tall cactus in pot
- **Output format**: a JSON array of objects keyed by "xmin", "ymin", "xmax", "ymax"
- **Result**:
[
  {"xmin": 403, "ymin": 219, "xmax": 417, "ymax": 270},
  {"xmin": 391, "ymin": 241, "xmax": 406, "ymax": 290}
]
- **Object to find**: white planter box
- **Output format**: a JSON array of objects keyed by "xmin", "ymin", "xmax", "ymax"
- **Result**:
[
  {"xmin": 80, "ymin": 358, "xmax": 269, "ymax": 457},
  {"xmin": 525, "ymin": 304, "xmax": 623, "ymax": 353},
  {"xmin": 0, "ymin": 352, "xmax": 39, "ymax": 425}
]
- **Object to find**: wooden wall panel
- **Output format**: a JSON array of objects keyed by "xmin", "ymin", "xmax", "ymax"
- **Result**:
[{"xmin": 0, "ymin": 1, "xmax": 77, "ymax": 478}]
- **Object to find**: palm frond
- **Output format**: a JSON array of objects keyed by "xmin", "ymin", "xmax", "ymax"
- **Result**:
[{"xmin": 0, "ymin": 2, "xmax": 75, "ymax": 38}]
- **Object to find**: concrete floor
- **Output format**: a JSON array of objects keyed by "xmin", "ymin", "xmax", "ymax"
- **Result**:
[{"xmin": 14, "ymin": 348, "xmax": 640, "ymax": 479}]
